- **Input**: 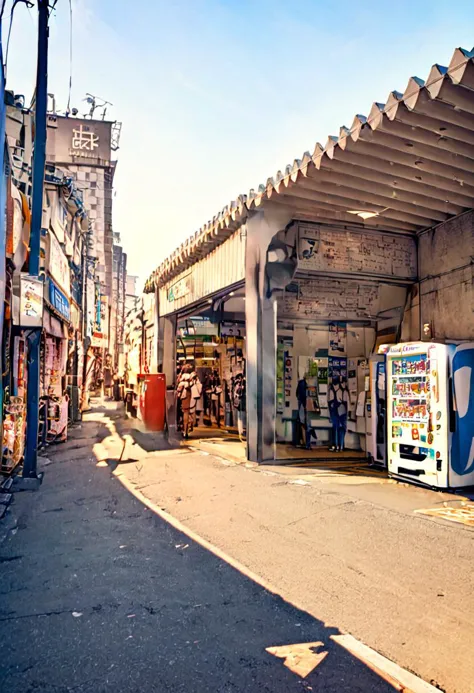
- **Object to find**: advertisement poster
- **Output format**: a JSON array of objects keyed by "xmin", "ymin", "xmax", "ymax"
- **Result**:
[
  {"xmin": 91, "ymin": 296, "xmax": 109, "ymax": 348},
  {"xmin": 276, "ymin": 344, "xmax": 284, "ymax": 414},
  {"xmin": 329, "ymin": 322, "xmax": 347, "ymax": 356},
  {"xmin": 20, "ymin": 275, "xmax": 44, "ymax": 327},
  {"xmin": 48, "ymin": 230, "xmax": 70, "ymax": 295},
  {"xmin": 86, "ymin": 278, "xmax": 95, "ymax": 338},
  {"xmin": 329, "ymin": 357, "xmax": 347, "ymax": 383}
]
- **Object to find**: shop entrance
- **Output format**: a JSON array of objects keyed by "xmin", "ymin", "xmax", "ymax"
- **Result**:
[
  {"xmin": 272, "ymin": 269, "xmax": 408, "ymax": 465},
  {"xmin": 275, "ymin": 320, "xmax": 373, "ymax": 461},
  {"xmin": 175, "ymin": 290, "xmax": 246, "ymax": 447}
]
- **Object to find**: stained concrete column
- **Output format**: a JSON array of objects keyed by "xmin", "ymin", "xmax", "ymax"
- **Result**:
[
  {"xmin": 158, "ymin": 313, "xmax": 178, "ymax": 440},
  {"xmin": 245, "ymin": 207, "xmax": 292, "ymax": 463}
]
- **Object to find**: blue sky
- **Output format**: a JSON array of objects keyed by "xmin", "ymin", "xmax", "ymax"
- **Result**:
[{"xmin": 3, "ymin": 0, "xmax": 474, "ymax": 286}]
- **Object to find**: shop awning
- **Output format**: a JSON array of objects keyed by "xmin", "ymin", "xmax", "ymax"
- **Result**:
[{"xmin": 145, "ymin": 46, "xmax": 474, "ymax": 293}]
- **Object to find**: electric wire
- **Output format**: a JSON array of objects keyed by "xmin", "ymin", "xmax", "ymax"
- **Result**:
[
  {"xmin": 66, "ymin": 0, "xmax": 72, "ymax": 115},
  {"xmin": 4, "ymin": 0, "xmax": 33, "ymax": 74}
]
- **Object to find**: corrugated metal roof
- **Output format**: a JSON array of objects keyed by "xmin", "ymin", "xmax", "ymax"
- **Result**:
[{"xmin": 146, "ymin": 46, "xmax": 474, "ymax": 292}]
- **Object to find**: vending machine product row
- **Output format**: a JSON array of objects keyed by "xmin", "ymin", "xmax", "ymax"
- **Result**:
[{"xmin": 386, "ymin": 342, "xmax": 474, "ymax": 489}]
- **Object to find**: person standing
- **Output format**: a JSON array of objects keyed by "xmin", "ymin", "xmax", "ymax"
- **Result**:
[
  {"xmin": 232, "ymin": 373, "xmax": 246, "ymax": 441},
  {"xmin": 328, "ymin": 375, "xmax": 349, "ymax": 452},
  {"xmin": 176, "ymin": 365, "xmax": 201, "ymax": 439}
]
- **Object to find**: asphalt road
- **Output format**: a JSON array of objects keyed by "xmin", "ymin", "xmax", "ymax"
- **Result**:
[
  {"xmin": 0, "ymin": 416, "xmax": 401, "ymax": 693},
  {"xmin": 97, "ymin": 410, "xmax": 474, "ymax": 693}
]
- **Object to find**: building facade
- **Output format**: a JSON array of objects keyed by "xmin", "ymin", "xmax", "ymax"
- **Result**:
[
  {"xmin": 146, "ymin": 46, "xmax": 474, "ymax": 472},
  {"xmin": 45, "ymin": 112, "xmax": 124, "ymax": 369}
]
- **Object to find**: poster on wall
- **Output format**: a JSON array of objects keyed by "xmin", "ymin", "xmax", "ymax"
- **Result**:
[
  {"xmin": 48, "ymin": 230, "xmax": 70, "ymax": 295},
  {"xmin": 298, "ymin": 225, "xmax": 320, "ymax": 261},
  {"xmin": 86, "ymin": 278, "xmax": 95, "ymax": 338},
  {"xmin": 276, "ymin": 345, "xmax": 284, "ymax": 414},
  {"xmin": 20, "ymin": 275, "xmax": 44, "ymax": 327},
  {"xmin": 329, "ymin": 357, "xmax": 347, "ymax": 383},
  {"xmin": 284, "ymin": 353, "xmax": 293, "ymax": 407},
  {"xmin": 329, "ymin": 322, "xmax": 347, "ymax": 356}
]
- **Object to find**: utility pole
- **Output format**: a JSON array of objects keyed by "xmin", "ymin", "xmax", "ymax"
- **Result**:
[{"xmin": 23, "ymin": 0, "xmax": 49, "ymax": 479}]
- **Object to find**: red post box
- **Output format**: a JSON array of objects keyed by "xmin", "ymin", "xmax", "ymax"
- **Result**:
[{"xmin": 138, "ymin": 374, "xmax": 166, "ymax": 431}]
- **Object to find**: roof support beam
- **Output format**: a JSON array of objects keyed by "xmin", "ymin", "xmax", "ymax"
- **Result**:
[
  {"xmin": 329, "ymin": 137, "xmax": 474, "ymax": 189},
  {"xmin": 272, "ymin": 183, "xmax": 445, "ymax": 226},
  {"xmin": 313, "ymin": 145, "xmax": 474, "ymax": 202},
  {"xmin": 293, "ymin": 168, "xmax": 463, "ymax": 216},
  {"xmin": 350, "ymin": 124, "xmax": 474, "ymax": 174},
  {"xmin": 365, "ymin": 109, "xmax": 474, "ymax": 160},
  {"xmin": 264, "ymin": 193, "xmax": 419, "ymax": 232},
  {"xmin": 403, "ymin": 82, "xmax": 474, "ymax": 130},
  {"xmin": 385, "ymin": 97, "xmax": 474, "ymax": 147}
]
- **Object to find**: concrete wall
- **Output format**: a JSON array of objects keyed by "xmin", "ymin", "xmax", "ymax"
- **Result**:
[{"xmin": 402, "ymin": 211, "xmax": 474, "ymax": 342}]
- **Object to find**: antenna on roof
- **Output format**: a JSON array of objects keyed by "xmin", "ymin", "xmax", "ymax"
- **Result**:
[{"xmin": 83, "ymin": 93, "xmax": 113, "ymax": 119}]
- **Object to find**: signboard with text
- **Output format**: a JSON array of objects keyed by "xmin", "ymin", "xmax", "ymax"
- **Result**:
[
  {"xmin": 47, "ymin": 230, "xmax": 70, "ymax": 296},
  {"xmin": 46, "ymin": 115, "xmax": 112, "ymax": 167},
  {"xmin": 47, "ymin": 278, "xmax": 71, "ymax": 322},
  {"xmin": 20, "ymin": 275, "xmax": 44, "ymax": 327}
]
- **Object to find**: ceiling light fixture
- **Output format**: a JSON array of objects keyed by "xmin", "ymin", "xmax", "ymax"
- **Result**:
[{"xmin": 347, "ymin": 210, "xmax": 379, "ymax": 220}]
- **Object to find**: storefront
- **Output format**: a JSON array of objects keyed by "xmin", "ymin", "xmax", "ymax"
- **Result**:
[
  {"xmin": 39, "ymin": 278, "xmax": 71, "ymax": 445},
  {"xmin": 175, "ymin": 305, "xmax": 246, "ymax": 437},
  {"xmin": 147, "ymin": 47, "xmax": 474, "ymax": 464}
]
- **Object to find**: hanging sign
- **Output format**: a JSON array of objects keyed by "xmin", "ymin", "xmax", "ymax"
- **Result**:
[
  {"xmin": 20, "ymin": 275, "xmax": 44, "ymax": 327},
  {"xmin": 86, "ymin": 278, "xmax": 95, "ymax": 338},
  {"xmin": 47, "ymin": 278, "xmax": 71, "ymax": 322},
  {"xmin": 47, "ymin": 230, "xmax": 70, "ymax": 295},
  {"xmin": 91, "ymin": 296, "xmax": 109, "ymax": 347}
]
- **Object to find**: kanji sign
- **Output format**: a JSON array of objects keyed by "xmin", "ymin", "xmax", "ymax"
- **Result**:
[{"xmin": 71, "ymin": 124, "xmax": 99, "ymax": 151}]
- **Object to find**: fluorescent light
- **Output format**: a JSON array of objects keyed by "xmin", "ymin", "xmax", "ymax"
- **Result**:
[{"xmin": 347, "ymin": 210, "xmax": 379, "ymax": 220}]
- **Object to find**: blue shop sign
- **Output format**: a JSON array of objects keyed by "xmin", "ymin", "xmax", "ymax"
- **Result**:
[{"xmin": 48, "ymin": 278, "xmax": 71, "ymax": 322}]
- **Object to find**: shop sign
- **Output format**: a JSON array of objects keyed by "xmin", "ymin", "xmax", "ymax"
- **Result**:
[
  {"xmin": 91, "ymin": 296, "xmax": 109, "ymax": 347},
  {"xmin": 47, "ymin": 230, "xmax": 70, "ymax": 296},
  {"xmin": 221, "ymin": 323, "xmax": 245, "ymax": 338},
  {"xmin": 86, "ymin": 278, "xmax": 95, "ymax": 338},
  {"xmin": 167, "ymin": 275, "xmax": 192, "ymax": 302},
  {"xmin": 20, "ymin": 275, "xmax": 44, "ymax": 327},
  {"xmin": 7, "ymin": 183, "xmax": 23, "ymax": 260},
  {"xmin": 70, "ymin": 302, "xmax": 81, "ymax": 331},
  {"xmin": 46, "ymin": 116, "xmax": 112, "ymax": 165},
  {"xmin": 48, "ymin": 278, "xmax": 71, "ymax": 322}
]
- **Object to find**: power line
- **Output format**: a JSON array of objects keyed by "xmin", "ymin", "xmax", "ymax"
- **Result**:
[
  {"xmin": 66, "ymin": 0, "xmax": 72, "ymax": 114},
  {"xmin": 4, "ymin": 0, "xmax": 34, "ymax": 75}
]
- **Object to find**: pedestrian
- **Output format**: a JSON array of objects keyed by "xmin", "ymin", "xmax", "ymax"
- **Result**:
[
  {"xmin": 328, "ymin": 375, "xmax": 349, "ymax": 452},
  {"xmin": 176, "ymin": 364, "xmax": 201, "ymax": 439},
  {"xmin": 232, "ymin": 373, "xmax": 246, "ymax": 441}
]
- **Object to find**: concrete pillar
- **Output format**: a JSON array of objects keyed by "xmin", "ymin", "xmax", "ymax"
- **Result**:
[
  {"xmin": 158, "ymin": 313, "xmax": 178, "ymax": 440},
  {"xmin": 245, "ymin": 207, "xmax": 293, "ymax": 463}
]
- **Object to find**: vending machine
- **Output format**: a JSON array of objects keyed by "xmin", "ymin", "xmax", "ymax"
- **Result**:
[
  {"xmin": 387, "ymin": 342, "xmax": 474, "ymax": 489},
  {"xmin": 367, "ymin": 353, "xmax": 387, "ymax": 467}
]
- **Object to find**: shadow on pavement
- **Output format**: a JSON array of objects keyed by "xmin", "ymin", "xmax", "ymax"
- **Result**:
[{"xmin": 0, "ymin": 415, "xmax": 405, "ymax": 692}]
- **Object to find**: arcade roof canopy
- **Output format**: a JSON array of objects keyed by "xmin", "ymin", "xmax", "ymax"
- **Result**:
[{"xmin": 146, "ymin": 46, "xmax": 474, "ymax": 293}]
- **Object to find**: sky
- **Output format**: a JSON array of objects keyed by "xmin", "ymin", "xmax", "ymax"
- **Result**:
[{"xmin": 2, "ymin": 0, "xmax": 474, "ymax": 288}]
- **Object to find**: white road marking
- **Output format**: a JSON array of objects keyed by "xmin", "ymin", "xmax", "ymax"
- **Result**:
[{"xmin": 266, "ymin": 641, "xmax": 328, "ymax": 678}]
